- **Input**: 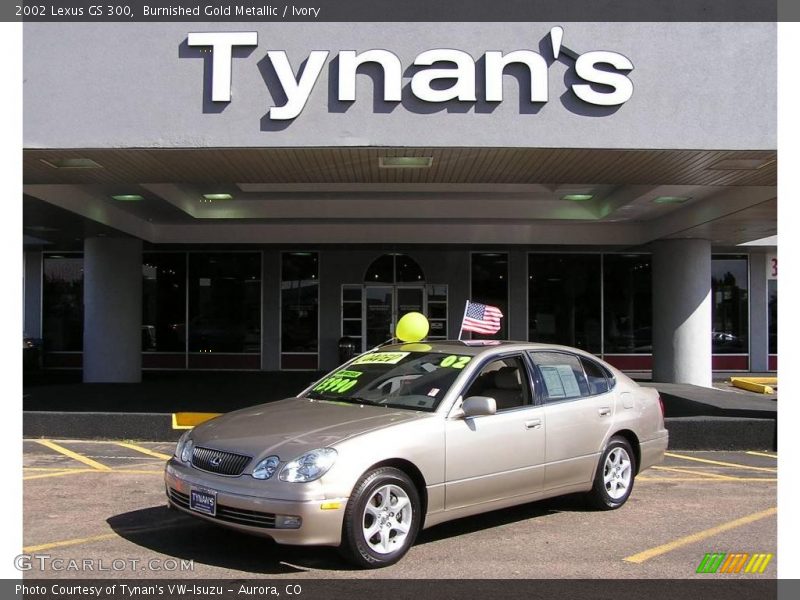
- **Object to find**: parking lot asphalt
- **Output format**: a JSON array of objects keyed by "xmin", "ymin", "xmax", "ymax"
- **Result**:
[{"xmin": 22, "ymin": 440, "xmax": 777, "ymax": 579}]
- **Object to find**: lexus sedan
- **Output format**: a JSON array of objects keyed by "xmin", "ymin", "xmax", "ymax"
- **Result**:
[{"xmin": 165, "ymin": 341, "xmax": 668, "ymax": 568}]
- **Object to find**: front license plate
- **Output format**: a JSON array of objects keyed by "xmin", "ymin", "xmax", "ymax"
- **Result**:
[{"xmin": 189, "ymin": 488, "xmax": 217, "ymax": 516}]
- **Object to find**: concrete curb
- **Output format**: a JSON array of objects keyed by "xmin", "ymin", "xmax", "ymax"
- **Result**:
[
  {"xmin": 23, "ymin": 411, "xmax": 180, "ymax": 442},
  {"xmin": 23, "ymin": 411, "xmax": 777, "ymax": 450}
]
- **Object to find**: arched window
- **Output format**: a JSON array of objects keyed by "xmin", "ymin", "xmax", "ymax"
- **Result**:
[{"xmin": 364, "ymin": 254, "xmax": 425, "ymax": 283}]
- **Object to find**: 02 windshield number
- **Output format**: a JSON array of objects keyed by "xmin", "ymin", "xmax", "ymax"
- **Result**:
[{"xmin": 440, "ymin": 355, "xmax": 471, "ymax": 369}]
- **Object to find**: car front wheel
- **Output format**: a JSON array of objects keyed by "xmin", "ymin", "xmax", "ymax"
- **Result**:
[
  {"xmin": 339, "ymin": 467, "xmax": 421, "ymax": 568},
  {"xmin": 587, "ymin": 436, "xmax": 636, "ymax": 510}
]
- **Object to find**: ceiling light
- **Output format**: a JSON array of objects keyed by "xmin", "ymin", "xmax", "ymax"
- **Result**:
[
  {"xmin": 40, "ymin": 158, "xmax": 103, "ymax": 169},
  {"xmin": 708, "ymin": 158, "xmax": 774, "ymax": 170},
  {"xmin": 111, "ymin": 194, "xmax": 144, "ymax": 202},
  {"xmin": 653, "ymin": 196, "xmax": 691, "ymax": 204},
  {"xmin": 561, "ymin": 194, "xmax": 593, "ymax": 201},
  {"xmin": 202, "ymin": 193, "xmax": 234, "ymax": 201},
  {"xmin": 379, "ymin": 157, "xmax": 433, "ymax": 168}
]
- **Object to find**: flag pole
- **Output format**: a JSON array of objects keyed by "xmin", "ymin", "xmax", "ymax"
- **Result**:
[{"xmin": 457, "ymin": 300, "xmax": 469, "ymax": 340}]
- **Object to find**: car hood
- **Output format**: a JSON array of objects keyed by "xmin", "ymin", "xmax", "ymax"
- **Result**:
[{"xmin": 190, "ymin": 397, "xmax": 426, "ymax": 460}]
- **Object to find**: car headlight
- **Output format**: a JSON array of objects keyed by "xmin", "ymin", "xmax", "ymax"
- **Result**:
[
  {"xmin": 279, "ymin": 448, "xmax": 337, "ymax": 483},
  {"xmin": 174, "ymin": 431, "xmax": 191, "ymax": 461},
  {"xmin": 252, "ymin": 455, "xmax": 280, "ymax": 480},
  {"xmin": 180, "ymin": 439, "xmax": 194, "ymax": 464}
]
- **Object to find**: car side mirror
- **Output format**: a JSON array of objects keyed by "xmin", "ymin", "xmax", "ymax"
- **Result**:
[{"xmin": 462, "ymin": 396, "xmax": 497, "ymax": 418}]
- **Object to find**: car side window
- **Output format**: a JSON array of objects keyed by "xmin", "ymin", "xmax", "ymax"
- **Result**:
[
  {"xmin": 528, "ymin": 351, "xmax": 590, "ymax": 403},
  {"xmin": 580, "ymin": 357, "xmax": 610, "ymax": 395},
  {"xmin": 462, "ymin": 356, "xmax": 532, "ymax": 412}
]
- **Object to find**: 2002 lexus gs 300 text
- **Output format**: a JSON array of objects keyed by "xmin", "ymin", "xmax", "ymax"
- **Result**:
[{"xmin": 165, "ymin": 341, "xmax": 668, "ymax": 568}]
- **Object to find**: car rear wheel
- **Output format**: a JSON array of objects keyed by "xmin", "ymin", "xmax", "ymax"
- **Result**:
[
  {"xmin": 339, "ymin": 467, "xmax": 421, "ymax": 568},
  {"xmin": 587, "ymin": 436, "xmax": 636, "ymax": 510}
]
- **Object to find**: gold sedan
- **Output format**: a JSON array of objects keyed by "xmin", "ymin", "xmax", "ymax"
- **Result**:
[{"xmin": 165, "ymin": 341, "xmax": 668, "ymax": 568}]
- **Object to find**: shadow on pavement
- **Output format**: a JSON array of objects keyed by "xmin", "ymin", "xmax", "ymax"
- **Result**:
[
  {"xmin": 417, "ymin": 493, "xmax": 593, "ymax": 545},
  {"xmin": 109, "ymin": 494, "xmax": 596, "ymax": 572},
  {"xmin": 107, "ymin": 506, "xmax": 353, "ymax": 574}
]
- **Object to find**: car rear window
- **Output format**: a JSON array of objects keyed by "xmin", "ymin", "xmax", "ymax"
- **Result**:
[{"xmin": 580, "ymin": 356, "xmax": 611, "ymax": 395}]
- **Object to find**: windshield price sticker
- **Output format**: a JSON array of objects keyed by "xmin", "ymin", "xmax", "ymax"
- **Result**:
[
  {"xmin": 335, "ymin": 370, "xmax": 363, "ymax": 379},
  {"xmin": 313, "ymin": 376, "xmax": 359, "ymax": 394},
  {"xmin": 352, "ymin": 352, "xmax": 410, "ymax": 365},
  {"xmin": 440, "ymin": 355, "xmax": 472, "ymax": 369}
]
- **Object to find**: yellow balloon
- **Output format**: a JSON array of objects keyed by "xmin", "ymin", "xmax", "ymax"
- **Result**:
[{"xmin": 395, "ymin": 312, "xmax": 429, "ymax": 343}]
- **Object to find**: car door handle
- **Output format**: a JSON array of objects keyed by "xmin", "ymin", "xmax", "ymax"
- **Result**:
[
  {"xmin": 598, "ymin": 407, "xmax": 611, "ymax": 416},
  {"xmin": 525, "ymin": 419, "xmax": 542, "ymax": 429}
]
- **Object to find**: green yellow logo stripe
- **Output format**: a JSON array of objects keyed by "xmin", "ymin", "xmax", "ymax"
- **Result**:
[{"xmin": 696, "ymin": 552, "xmax": 773, "ymax": 574}]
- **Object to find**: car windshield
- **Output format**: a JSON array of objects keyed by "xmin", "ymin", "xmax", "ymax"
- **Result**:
[{"xmin": 302, "ymin": 350, "xmax": 474, "ymax": 412}]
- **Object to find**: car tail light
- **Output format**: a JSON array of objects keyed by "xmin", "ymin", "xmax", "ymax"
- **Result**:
[{"xmin": 658, "ymin": 394, "xmax": 665, "ymax": 418}]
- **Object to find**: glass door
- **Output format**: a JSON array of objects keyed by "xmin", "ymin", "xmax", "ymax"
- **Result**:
[
  {"xmin": 396, "ymin": 286, "xmax": 425, "ymax": 320},
  {"xmin": 363, "ymin": 285, "xmax": 426, "ymax": 350},
  {"xmin": 365, "ymin": 286, "xmax": 394, "ymax": 349}
]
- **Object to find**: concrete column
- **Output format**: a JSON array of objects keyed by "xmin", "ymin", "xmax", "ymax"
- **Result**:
[
  {"xmin": 652, "ymin": 239, "xmax": 712, "ymax": 386},
  {"xmin": 83, "ymin": 237, "xmax": 142, "ymax": 382},
  {"xmin": 748, "ymin": 251, "xmax": 769, "ymax": 372}
]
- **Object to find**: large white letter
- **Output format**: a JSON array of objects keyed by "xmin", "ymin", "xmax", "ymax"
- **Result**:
[
  {"xmin": 572, "ymin": 51, "xmax": 634, "ymax": 106},
  {"xmin": 267, "ymin": 50, "xmax": 329, "ymax": 120},
  {"xmin": 484, "ymin": 50, "xmax": 548, "ymax": 102},
  {"xmin": 187, "ymin": 32, "xmax": 258, "ymax": 102},
  {"xmin": 411, "ymin": 49, "xmax": 476, "ymax": 102},
  {"xmin": 338, "ymin": 49, "xmax": 402, "ymax": 102}
]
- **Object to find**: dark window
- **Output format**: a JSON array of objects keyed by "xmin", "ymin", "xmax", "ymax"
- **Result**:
[
  {"xmin": 364, "ymin": 254, "xmax": 425, "ymax": 283},
  {"xmin": 528, "ymin": 254, "xmax": 600, "ymax": 352},
  {"xmin": 188, "ymin": 253, "xmax": 261, "ymax": 353},
  {"xmin": 396, "ymin": 255, "xmax": 425, "ymax": 282},
  {"xmin": 580, "ymin": 357, "xmax": 610, "ymax": 395},
  {"xmin": 711, "ymin": 255, "xmax": 748, "ymax": 354},
  {"xmin": 528, "ymin": 351, "xmax": 590, "ymax": 402},
  {"xmin": 42, "ymin": 254, "xmax": 83, "ymax": 351},
  {"xmin": 603, "ymin": 254, "xmax": 652, "ymax": 354},
  {"xmin": 470, "ymin": 253, "xmax": 508, "ymax": 339},
  {"xmin": 463, "ymin": 356, "xmax": 531, "ymax": 411},
  {"xmin": 281, "ymin": 253, "xmax": 319, "ymax": 354},
  {"xmin": 768, "ymin": 279, "xmax": 777, "ymax": 355},
  {"xmin": 364, "ymin": 254, "xmax": 394, "ymax": 283},
  {"xmin": 142, "ymin": 253, "xmax": 186, "ymax": 352}
]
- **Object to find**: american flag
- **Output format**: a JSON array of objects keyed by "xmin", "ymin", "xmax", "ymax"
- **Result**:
[{"xmin": 461, "ymin": 301, "xmax": 503, "ymax": 335}]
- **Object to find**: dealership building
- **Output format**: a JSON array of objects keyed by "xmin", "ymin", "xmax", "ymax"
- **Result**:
[{"xmin": 21, "ymin": 22, "xmax": 777, "ymax": 387}]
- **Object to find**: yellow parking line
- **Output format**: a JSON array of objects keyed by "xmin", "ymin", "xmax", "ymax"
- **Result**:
[
  {"xmin": 651, "ymin": 466, "xmax": 739, "ymax": 480},
  {"xmin": 23, "ymin": 466, "xmax": 88, "ymax": 472},
  {"xmin": 665, "ymin": 452, "xmax": 777, "ymax": 473},
  {"xmin": 24, "ymin": 519, "xmax": 196, "ymax": 555},
  {"xmin": 24, "ymin": 469, "xmax": 94, "ymax": 481},
  {"xmin": 35, "ymin": 440, "xmax": 112, "ymax": 472},
  {"xmin": 23, "ymin": 468, "xmax": 162, "ymax": 479},
  {"xmin": 114, "ymin": 441, "xmax": 172, "ymax": 461},
  {"xmin": 746, "ymin": 451, "xmax": 778, "ymax": 459},
  {"xmin": 23, "ymin": 533, "xmax": 118, "ymax": 553},
  {"xmin": 624, "ymin": 507, "xmax": 777, "ymax": 564}
]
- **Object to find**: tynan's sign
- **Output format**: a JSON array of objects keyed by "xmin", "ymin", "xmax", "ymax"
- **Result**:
[{"xmin": 187, "ymin": 27, "xmax": 634, "ymax": 121}]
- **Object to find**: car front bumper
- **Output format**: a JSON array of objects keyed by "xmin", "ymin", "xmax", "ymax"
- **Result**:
[{"xmin": 164, "ymin": 459, "xmax": 347, "ymax": 546}]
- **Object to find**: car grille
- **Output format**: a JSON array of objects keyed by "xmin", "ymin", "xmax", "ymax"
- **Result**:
[
  {"xmin": 191, "ymin": 446, "xmax": 251, "ymax": 476},
  {"xmin": 168, "ymin": 488, "xmax": 277, "ymax": 529}
]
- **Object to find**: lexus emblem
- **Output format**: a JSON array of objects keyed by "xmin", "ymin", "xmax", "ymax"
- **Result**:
[{"xmin": 209, "ymin": 456, "xmax": 222, "ymax": 467}]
